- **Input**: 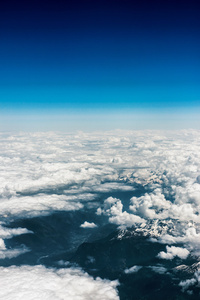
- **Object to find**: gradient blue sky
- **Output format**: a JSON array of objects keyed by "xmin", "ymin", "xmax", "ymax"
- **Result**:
[{"xmin": 0, "ymin": 0, "xmax": 200, "ymax": 130}]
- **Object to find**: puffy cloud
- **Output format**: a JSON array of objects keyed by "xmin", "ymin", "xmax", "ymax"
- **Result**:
[
  {"xmin": 124, "ymin": 265, "xmax": 142, "ymax": 274},
  {"xmin": 157, "ymin": 246, "xmax": 189, "ymax": 260},
  {"xmin": 130, "ymin": 189, "xmax": 199, "ymax": 222},
  {"xmin": 0, "ymin": 265, "xmax": 119, "ymax": 300},
  {"xmin": 80, "ymin": 221, "xmax": 97, "ymax": 228},
  {"xmin": 154, "ymin": 227, "xmax": 200, "ymax": 257},
  {"xmin": 97, "ymin": 197, "xmax": 145, "ymax": 228},
  {"xmin": 130, "ymin": 189, "xmax": 171, "ymax": 219}
]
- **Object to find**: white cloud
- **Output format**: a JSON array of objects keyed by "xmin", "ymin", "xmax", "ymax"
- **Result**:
[
  {"xmin": 157, "ymin": 246, "xmax": 189, "ymax": 260},
  {"xmin": 0, "ymin": 246, "xmax": 29, "ymax": 260},
  {"xmin": 124, "ymin": 265, "xmax": 142, "ymax": 274},
  {"xmin": 130, "ymin": 189, "xmax": 171, "ymax": 219},
  {"xmin": 0, "ymin": 194, "xmax": 84, "ymax": 218},
  {"xmin": 80, "ymin": 221, "xmax": 97, "ymax": 228},
  {"xmin": 97, "ymin": 197, "xmax": 145, "ymax": 228},
  {"xmin": 0, "ymin": 224, "xmax": 32, "ymax": 239},
  {"xmin": 155, "ymin": 227, "xmax": 200, "ymax": 257},
  {"xmin": 0, "ymin": 223, "xmax": 32, "ymax": 259},
  {"xmin": 0, "ymin": 265, "xmax": 119, "ymax": 300}
]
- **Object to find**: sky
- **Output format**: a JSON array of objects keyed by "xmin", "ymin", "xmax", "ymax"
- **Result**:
[{"xmin": 0, "ymin": 0, "xmax": 200, "ymax": 131}]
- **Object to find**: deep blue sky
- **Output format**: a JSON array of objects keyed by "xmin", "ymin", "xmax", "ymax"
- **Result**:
[{"xmin": 0, "ymin": 0, "xmax": 200, "ymax": 130}]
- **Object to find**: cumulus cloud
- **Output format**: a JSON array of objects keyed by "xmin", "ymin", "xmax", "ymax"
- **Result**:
[
  {"xmin": 157, "ymin": 246, "xmax": 190, "ymax": 260},
  {"xmin": 152, "ymin": 226, "xmax": 200, "ymax": 258},
  {"xmin": 80, "ymin": 221, "xmax": 97, "ymax": 228},
  {"xmin": 124, "ymin": 265, "xmax": 142, "ymax": 274},
  {"xmin": 130, "ymin": 189, "xmax": 199, "ymax": 222},
  {"xmin": 97, "ymin": 197, "xmax": 145, "ymax": 228},
  {"xmin": 0, "ymin": 265, "xmax": 119, "ymax": 300}
]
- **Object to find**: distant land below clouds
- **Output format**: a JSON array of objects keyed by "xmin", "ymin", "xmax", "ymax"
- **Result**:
[{"xmin": 0, "ymin": 110, "xmax": 199, "ymax": 132}]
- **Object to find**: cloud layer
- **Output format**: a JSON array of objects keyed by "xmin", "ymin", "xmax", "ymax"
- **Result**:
[
  {"xmin": 0, "ymin": 130, "xmax": 200, "ymax": 295},
  {"xmin": 1, "ymin": 131, "xmax": 200, "ymax": 247},
  {"xmin": 0, "ymin": 265, "xmax": 119, "ymax": 300}
]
